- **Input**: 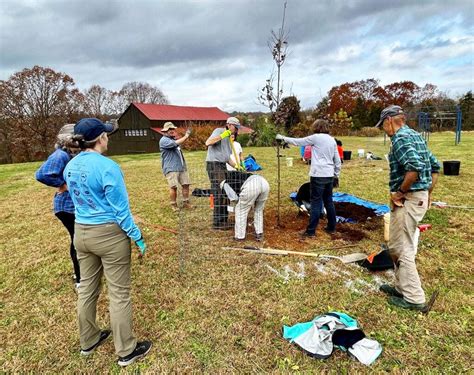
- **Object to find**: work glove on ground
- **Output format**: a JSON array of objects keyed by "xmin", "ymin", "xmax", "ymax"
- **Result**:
[
  {"xmin": 333, "ymin": 177, "xmax": 339, "ymax": 188},
  {"xmin": 220, "ymin": 129, "xmax": 232, "ymax": 139},
  {"xmin": 135, "ymin": 237, "xmax": 147, "ymax": 256}
]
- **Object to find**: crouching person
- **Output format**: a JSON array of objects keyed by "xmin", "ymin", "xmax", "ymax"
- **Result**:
[{"xmin": 221, "ymin": 171, "xmax": 270, "ymax": 241}]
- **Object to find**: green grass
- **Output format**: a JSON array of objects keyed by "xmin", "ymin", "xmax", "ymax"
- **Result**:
[{"xmin": 1, "ymin": 132, "xmax": 473, "ymax": 372}]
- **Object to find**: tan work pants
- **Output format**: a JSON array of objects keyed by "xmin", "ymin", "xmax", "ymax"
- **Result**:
[
  {"xmin": 74, "ymin": 223, "xmax": 136, "ymax": 357},
  {"xmin": 388, "ymin": 190, "xmax": 428, "ymax": 304}
]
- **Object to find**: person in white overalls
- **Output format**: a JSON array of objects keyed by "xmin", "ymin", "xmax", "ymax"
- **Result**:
[{"xmin": 221, "ymin": 171, "xmax": 270, "ymax": 241}]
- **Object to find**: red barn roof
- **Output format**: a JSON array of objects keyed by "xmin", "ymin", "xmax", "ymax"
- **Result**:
[{"xmin": 131, "ymin": 102, "xmax": 229, "ymax": 121}]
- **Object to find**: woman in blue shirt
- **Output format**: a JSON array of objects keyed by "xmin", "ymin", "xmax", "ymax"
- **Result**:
[
  {"xmin": 64, "ymin": 118, "xmax": 152, "ymax": 367},
  {"xmin": 36, "ymin": 124, "xmax": 80, "ymax": 287}
]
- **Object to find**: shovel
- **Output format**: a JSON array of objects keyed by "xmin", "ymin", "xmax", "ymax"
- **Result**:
[{"xmin": 222, "ymin": 246, "xmax": 367, "ymax": 263}]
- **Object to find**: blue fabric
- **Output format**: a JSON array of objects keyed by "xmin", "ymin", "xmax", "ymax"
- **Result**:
[
  {"xmin": 283, "ymin": 322, "xmax": 314, "ymax": 341},
  {"xmin": 244, "ymin": 156, "xmax": 262, "ymax": 171},
  {"xmin": 326, "ymin": 312, "xmax": 358, "ymax": 327},
  {"xmin": 332, "ymin": 192, "xmax": 390, "ymax": 216},
  {"xmin": 283, "ymin": 311, "xmax": 358, "ymax": 341},
  {"xmin": 35, "ymin": 149, "xmax": 75, "ymax": 214},
  {"xmin": 63, "ymin": 151, "xmax": 142, "ymax": 241}
]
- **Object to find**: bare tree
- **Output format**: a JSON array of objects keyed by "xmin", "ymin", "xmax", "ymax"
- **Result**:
[
  {"xmin": 83, "ymin": 85, "xmax": 113, "ymax": 116},
  {"xmin": 120, "ymin": 81, "xmax": 169, "ymax": 110},
  {"xmin": 258, "ymin": 1, "xmax": 289, "ymax": 113}
]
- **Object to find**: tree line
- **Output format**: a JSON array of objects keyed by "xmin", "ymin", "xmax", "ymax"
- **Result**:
[
  {"xmin": 0, "ymin": 66, "xmax": 168, "ymax": 163},
  {"xmin": 1, "ymin": 66, "xmax": 472, "ymax": 163},
  {"xmin": 249, "ymin": 79, "xmax": 473, "ymax": 144}
]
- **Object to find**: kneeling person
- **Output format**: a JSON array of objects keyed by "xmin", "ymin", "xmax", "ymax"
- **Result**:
[
  {"xmin": 222, "ymin": 171, "xmax": 270, "ymax": 241},
  {"xmin": 159, "ymin": 122, "xmax": 192, "ymax": 211}
]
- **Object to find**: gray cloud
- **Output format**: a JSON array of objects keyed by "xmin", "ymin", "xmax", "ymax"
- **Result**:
[{"xmin": 0, "ymin": 0, "xmax": 472, "ymax": 110}]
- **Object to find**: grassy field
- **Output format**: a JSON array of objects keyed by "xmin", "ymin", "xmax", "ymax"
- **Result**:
[{"xmin": 1, "ymin": 132, "xmax": 473, "ymax": 373}]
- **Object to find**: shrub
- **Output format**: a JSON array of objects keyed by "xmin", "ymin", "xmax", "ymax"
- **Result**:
[
  {"xmin": 251, "ymin": 122, "xmax": 278, "ymax": 146},
  {"xmin": 237, "ymin": 133, "xmax": 250, "ymax": 147},
  {"xmin": 357, "ymin": 127, "xmax": 383, "ymax": 137},
  {"xmin": 178, "ymin": 124, "xmax": 218, "ymax": 151}
]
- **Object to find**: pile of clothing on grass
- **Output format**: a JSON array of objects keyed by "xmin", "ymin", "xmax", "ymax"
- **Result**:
[{"xmin": 283, "ymin": 311, "xmax": 382, "ymax": 366}]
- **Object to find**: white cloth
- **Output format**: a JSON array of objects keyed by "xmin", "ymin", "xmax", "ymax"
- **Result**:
[
  {"xmin": 281, "ymin": 134, "xmax": 341, "ymax": 178},
  {"xmin": 349, "ymin": 338, "xmax": 383, "ymax": 366},
  {"xmin": 227, "ymin": 141, "xmax": 243, "ymax": 171}
]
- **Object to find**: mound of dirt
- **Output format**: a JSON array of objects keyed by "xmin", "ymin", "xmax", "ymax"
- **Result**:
[
  {"xmin": 259, "ymin": 207, "xmax": 376, "ymax": 250},
  {"xmin": 334, "ymin": 202, "xmax": 377, "ymax": 222}
]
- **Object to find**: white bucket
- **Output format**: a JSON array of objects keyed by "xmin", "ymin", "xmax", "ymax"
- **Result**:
[
  {"xmin": 286, "ymin": 157, "xmax": 293, "ymax": 167},
  {"xmin": 358, "ymin": 149, "xmax": 365, "ymax": 158},
  {"xmin": 383, "ymin": 213, "xmax": 390, "ymax": 242}
]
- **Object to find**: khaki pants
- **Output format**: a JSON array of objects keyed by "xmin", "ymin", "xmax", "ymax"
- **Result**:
[
  {"xmin": 388, "ymin": 190, "xmax": 428, "ymax": 304},
  {"xmin": 235, "ymin": 176, "xmax": 270, "ymax": 239},
  {"xmin": 74, "ymin": 223, "xmax": 136, "ymax": 357}
]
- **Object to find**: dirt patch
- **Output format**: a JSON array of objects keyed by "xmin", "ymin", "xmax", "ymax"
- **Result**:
[
  {"xmin": 335, "ymin": 224, "xmax": 367, "ymax": 242},
  {"xmin": 334, "ymin": 202, "xmax": 377, "ymax": 222},
  {"xmin": 261, "ymin": 207, "xmax": 374, "ymax": 250}
]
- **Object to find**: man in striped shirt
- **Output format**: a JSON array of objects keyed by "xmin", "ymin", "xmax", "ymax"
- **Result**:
[{"xmin": 376, "ymin": 105, "xmax": 440, "ymax": 311}]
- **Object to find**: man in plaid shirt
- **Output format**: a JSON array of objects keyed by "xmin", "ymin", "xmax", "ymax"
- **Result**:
[{"xmin": 375, "ymin": 105, "xmax": 440, "ymax": 311}]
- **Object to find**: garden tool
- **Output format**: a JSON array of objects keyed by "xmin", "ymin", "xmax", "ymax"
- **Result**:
[
  {"xmin": 222, "ymin": 246, "xmax": 367, "ymax": 263},
  {"xmin": 229, "ymin": 136, "xmax": 244, "ymax": 171}
]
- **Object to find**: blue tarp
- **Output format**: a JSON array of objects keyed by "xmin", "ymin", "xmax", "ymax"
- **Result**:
[
  {"xmin": 332, "ymin": 192, "xmax": 390, "ymax": 216},
  {"xmin": 289, "ymin": 191, "xmax": 389, "ymax": 222}
]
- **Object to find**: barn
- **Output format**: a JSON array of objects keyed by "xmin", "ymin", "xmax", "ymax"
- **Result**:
[{"xmin": 107, "ymin": 103, "xmax": 230, "ymax": 155}]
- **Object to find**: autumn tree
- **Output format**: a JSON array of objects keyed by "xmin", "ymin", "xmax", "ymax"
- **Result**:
[
  {"xmin": 0, "ymin": 66, "xmax": 83, "ymax": 162},
  {"xmin": 273, "ymin": 95, "xmax": 301, "ymax": 134}
]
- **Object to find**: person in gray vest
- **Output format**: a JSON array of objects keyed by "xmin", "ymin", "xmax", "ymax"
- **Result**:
[
  {"xmin": 221, "ymin": 171, "xmax": 270, "ymax": 241},
  {"xmin": 205, "ymin": 117, "xmax": 241, "ymax": 229},
  {"xmin": 159, "ymin": 122, "xmax": 192, "ymax": 211}
]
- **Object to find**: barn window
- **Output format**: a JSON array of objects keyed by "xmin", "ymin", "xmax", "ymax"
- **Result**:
[{"xmin": 123, "ymin": 129, "xmax": 147, "ymax": 137}]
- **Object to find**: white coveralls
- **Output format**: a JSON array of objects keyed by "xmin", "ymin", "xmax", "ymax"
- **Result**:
[{"xmin": 222, "ymin": 175, "xmax": 270, "ymax": 240}]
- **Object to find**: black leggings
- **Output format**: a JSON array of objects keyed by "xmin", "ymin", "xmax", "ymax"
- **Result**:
[{"xmin": 55, "ymin": 211, "xmax": 80, "ymax": 283}]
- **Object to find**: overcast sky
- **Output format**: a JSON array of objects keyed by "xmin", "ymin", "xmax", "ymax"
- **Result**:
[{"xmin": 1, "ymin": 0, "xmax": 473, "ymax": 111}]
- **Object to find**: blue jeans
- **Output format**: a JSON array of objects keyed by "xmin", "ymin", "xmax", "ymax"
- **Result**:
[{"xmin": 306, "ymin": 176, "xmax": 336, "ymax": 235}]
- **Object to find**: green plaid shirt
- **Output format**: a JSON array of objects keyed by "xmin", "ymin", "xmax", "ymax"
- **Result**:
[{"xmin": 389, "ymin": 125, "xmax": 440, "ymax": 192}]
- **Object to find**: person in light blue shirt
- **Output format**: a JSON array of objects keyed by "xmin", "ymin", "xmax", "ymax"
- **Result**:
[{"xmin": 63, "ymin": 118, "xmax": 152, "ymax": 367}]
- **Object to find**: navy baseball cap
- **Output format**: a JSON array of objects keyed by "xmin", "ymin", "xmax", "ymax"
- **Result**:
[
  {"xmin": 375, "ymin": 105, "xmax": 404, "ymax": 127},
  {"xmin": 74, "ymin": 118, "xmax": 117, "ymax": 141}
]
